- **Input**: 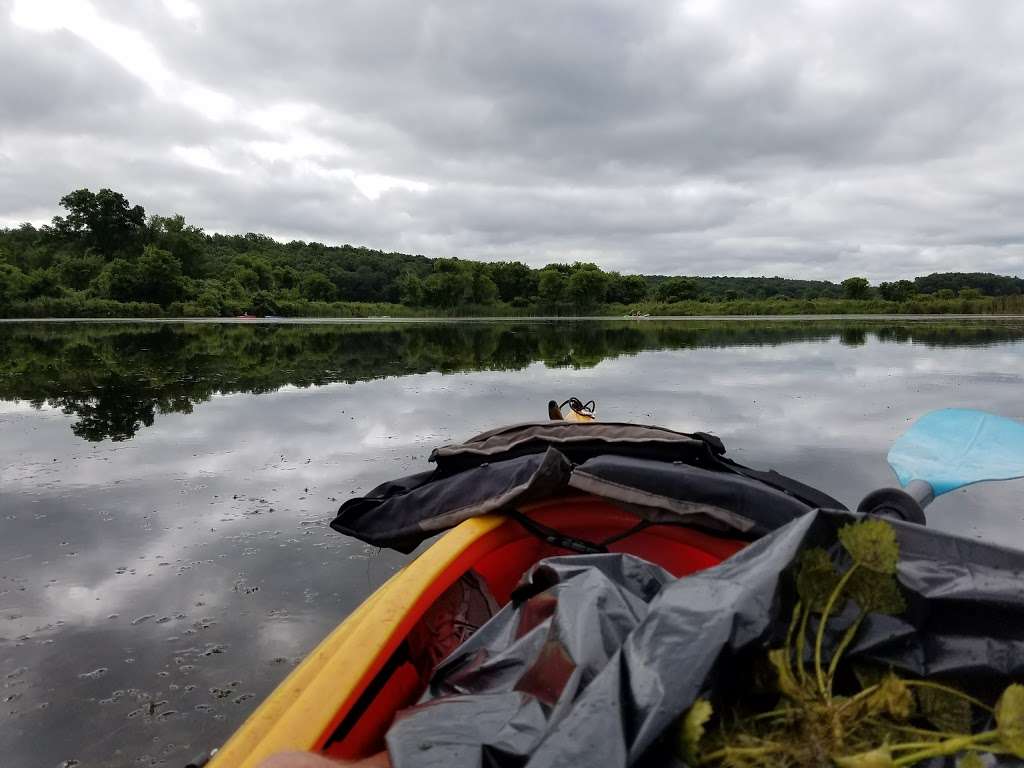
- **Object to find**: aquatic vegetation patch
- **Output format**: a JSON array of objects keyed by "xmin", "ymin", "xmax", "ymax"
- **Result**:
[{"xmin": 680, "ymin": 518, "xmax": 1024, "ymax": 767}]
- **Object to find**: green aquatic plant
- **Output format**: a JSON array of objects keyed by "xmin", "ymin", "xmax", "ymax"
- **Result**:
[{"xmin": 680, "ymin": 518, "xmax": 1023, "ymax": 767}]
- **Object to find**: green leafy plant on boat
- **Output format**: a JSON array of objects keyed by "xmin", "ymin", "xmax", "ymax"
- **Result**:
[{"xmin": 679, "ymin": 518, "xmax": 1024, "ymax": 767}]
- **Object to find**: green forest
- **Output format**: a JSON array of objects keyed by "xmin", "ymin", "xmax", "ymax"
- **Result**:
[
  {"xmin": 3, "ymin": 320, "xmax": 1018, "ymax": 441},
  {"xmin": 3, "ymin": 188, "xmax": 1024, "ymax": 318}
]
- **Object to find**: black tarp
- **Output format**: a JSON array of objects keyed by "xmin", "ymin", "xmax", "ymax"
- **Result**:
[
  {"xmin": 385, "ymin": 510, "xmax": 1024, "ymax": 767},
  {"xmin": 332, "ymin": 423, "xmax": 844, "ymax": 552}
]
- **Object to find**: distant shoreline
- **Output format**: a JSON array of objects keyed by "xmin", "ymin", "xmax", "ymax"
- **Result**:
[
  {"xmin": 4, "ymin": 313, "xmax": 1024, "ymax": 324},
  {"xmin": 7, "ymin": 188, "xmax": 1024, "ymax": 324}
]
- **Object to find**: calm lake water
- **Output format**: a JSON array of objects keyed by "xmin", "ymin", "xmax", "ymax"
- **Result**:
[{"xmin": 3, "ymin": 318, "xmax": 1024, "ymax": 768}]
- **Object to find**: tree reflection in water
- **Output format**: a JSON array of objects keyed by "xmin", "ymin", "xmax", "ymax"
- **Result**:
[{"xmin": 2, "ymin": 319, "xmax": 1021, "ymax": 441}]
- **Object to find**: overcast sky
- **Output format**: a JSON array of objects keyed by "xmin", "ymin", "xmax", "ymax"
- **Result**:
[{"xmin": 2, "ymin": 0, "xmax": 1024, "ymax": 280}]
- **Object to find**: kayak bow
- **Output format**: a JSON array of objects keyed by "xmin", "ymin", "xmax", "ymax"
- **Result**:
[{"xmin": 209, "ymin": 496, "xmax": 743, "ymax": 767}]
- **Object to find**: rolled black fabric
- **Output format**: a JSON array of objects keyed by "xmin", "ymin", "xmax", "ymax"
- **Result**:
[
  {"xmin": 331, "ymin": 422, "xmax": 843, "ymax": 552},
  {"xmin": 331, "ymin": 448, "xmax": 573, "ymax": 553}
]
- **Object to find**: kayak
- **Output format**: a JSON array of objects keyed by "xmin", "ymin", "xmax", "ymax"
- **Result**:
[
  {"xmin": 199, "ymin": 406, "xmax": 1024, "ymax": 767},
  {"xmin": 205, "ymin": 407, "xmax": 847, "ymax": 767},
  {"xmin": 208, "ymin": 495, "xmax": 745, "ymax": 767}
]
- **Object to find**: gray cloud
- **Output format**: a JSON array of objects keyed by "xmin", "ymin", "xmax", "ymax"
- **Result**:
[{"xmin": 2, "ymin": 0, "xmax": 1024, "ymax": 279}]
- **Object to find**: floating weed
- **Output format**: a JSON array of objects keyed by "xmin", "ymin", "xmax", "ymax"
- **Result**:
[
  {"xmin": 834, "ymin": 745, "xmax": 894, "ymax": 768},
  {"xmin": 680, "ymin": 699, "xmax": 713, "ymax": 764},
  {"xmin": 838, "ymin": 518, "xmax": 899, "ymax": 574},
  {"xmin": 995, "ymin": 684, "xmax": 1024, "ymax": 757},
  {"xmin": 680, "ymin": 519, "xmax": 1018, "ymax": 768},
  {"xmin": 848, "ymin": 569, "xmax": 906, "ymax": 615},
  {"xmin": 918, "ymin": 685, "xmax": 973, "ymax": 733},
  {"xmin": 795, "ymin": 548, "xmax": 839, "ymax": 612}
]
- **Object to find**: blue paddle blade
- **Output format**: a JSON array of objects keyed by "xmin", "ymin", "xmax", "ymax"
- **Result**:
[{"xmin": 888, "ymin": 408, "xmax": 1024, "ymax": 496}]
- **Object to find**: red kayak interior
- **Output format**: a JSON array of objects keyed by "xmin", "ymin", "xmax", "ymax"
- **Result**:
[{"xmin": 322, "ymin": 494, "xmax": 746, "ymax": 760}]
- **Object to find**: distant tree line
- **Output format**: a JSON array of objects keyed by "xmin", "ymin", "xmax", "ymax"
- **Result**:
[{"xmin": 2, "ymin": 188, "xmax": 1023, "ymax": 317}]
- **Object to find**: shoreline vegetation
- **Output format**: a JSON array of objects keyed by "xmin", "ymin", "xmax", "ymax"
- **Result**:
[{"xmin": 4, "ymin": 188, "xmax": 1024, "ymax": 319}]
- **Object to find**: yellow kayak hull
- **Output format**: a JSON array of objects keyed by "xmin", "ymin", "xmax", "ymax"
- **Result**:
[
  {"xmin": 210, "ymin": 497, "xmax": 742, "ymax": 766},
  {"xmin": 209, "ymin": 513, "xmax": 508, "ymax": 767}
]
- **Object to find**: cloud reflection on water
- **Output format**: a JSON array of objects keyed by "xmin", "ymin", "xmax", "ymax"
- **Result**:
[{"xmin": 2, "ymin": 319, "xmax": 1024, "ymax": 767}]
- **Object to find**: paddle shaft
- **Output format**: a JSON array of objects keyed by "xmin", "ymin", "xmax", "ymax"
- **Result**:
[{"xmin": 905, "ymin": 479, "xmax": 935, "ymax": 509}]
